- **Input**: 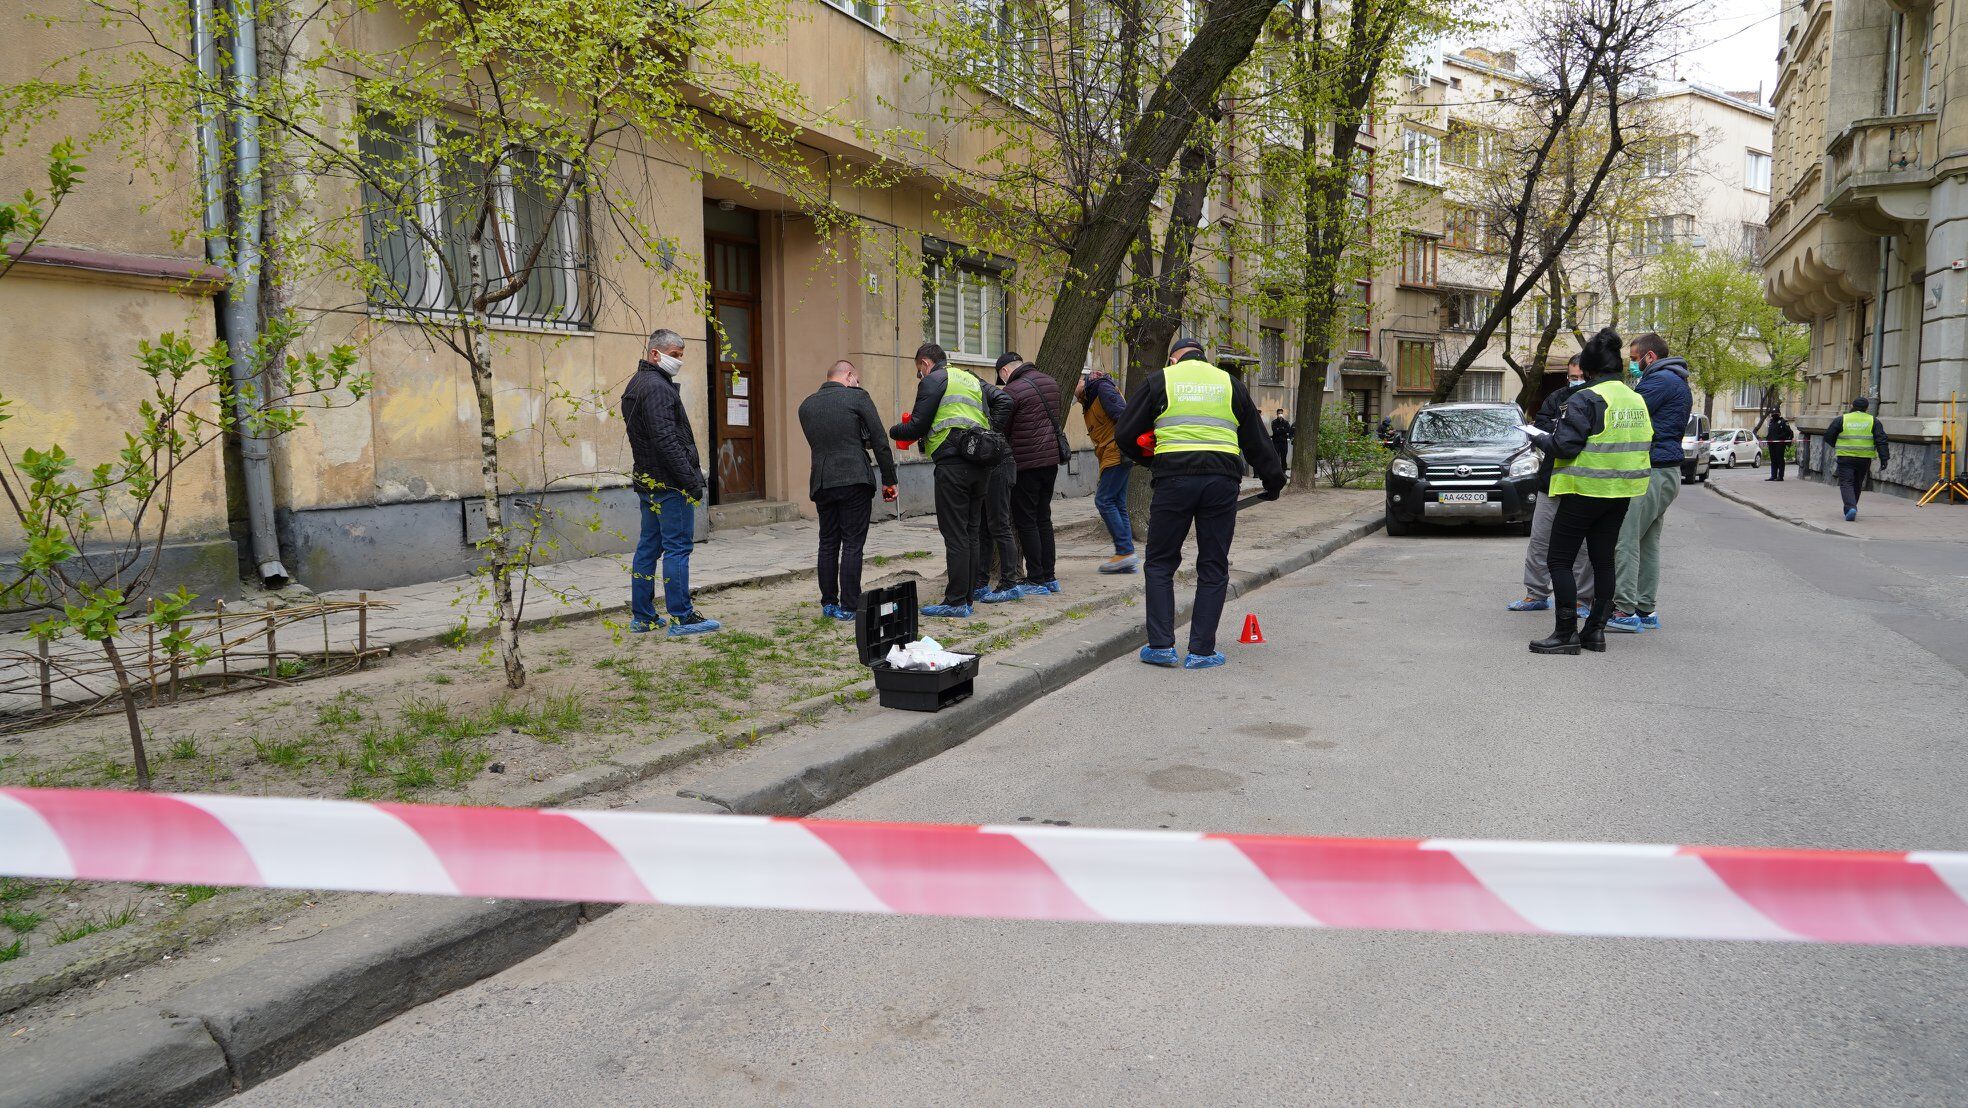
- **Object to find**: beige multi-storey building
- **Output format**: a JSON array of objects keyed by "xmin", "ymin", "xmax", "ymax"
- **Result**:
[{"xmin": 1764, "ymin": 0, "xmax": 1967, "ymax": 494}]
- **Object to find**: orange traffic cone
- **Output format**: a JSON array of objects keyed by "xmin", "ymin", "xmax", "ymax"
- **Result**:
[{"xmin": 1239, "ymin": 614, "xmax": 1264, "ymax": 644}]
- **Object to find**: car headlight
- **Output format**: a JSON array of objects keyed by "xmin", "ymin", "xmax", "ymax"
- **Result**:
[
  {"xmin": 1507, "ymin": 452, "xmax": 1539, "ymax": 478},
  {"xmin": 1391, "ymin": 457, "xmax": 1419, "ymax": 479}
]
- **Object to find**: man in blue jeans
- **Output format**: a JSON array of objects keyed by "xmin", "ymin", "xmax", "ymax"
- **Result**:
[
  {"xmin": 1075, "ymin": 368, "xmax": 1137, "ymax": 573},
  {"xmin": 620, "ymin": 328, "xmax": 720, "ymax": 637}
]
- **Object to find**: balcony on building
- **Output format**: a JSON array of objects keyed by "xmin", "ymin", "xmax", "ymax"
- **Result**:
[{"xmin": 1823, "ymin": 111, "xmax": 1937, "ymax": 235}]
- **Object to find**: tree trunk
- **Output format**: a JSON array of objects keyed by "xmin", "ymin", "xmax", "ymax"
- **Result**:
[
  {"xmin": 1028, "ymin": 0, "xmax": 1275, "ymax": 401},
  {"xmin": 465, "ymin": 232, "xmax": 526, "ymax": 690},
  {"xmin": 98, "ymin": 636, "xmax": 152, "ymax": 790}
]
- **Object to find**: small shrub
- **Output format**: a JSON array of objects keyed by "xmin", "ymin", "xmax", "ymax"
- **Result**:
[
  {"xmin": 1315, "ymin": 412, "xmax": 1386, "ymax": 489},
  {"xmin": 169, "ymin": 737, "xmax": 201, "ymax": 761}
]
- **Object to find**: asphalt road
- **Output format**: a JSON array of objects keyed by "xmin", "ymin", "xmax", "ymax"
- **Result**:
[{"xmin": 244, "ymin": 487, "xmax": 1968, "ymax": 1106}]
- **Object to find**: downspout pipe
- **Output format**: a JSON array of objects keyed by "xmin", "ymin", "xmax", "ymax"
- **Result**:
[
  {"xmin": 193, "ymin": 0, "xmax": 289, "ymax": 585},
  {"xmin": 1869, "ymin": 235, "xmax": 1892, "ymax": 405}
]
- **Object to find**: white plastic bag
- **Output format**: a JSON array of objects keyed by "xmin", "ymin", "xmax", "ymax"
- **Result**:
[{"xmin": 883, "ymin": 636, "xmax": 969, "ymax": 671}]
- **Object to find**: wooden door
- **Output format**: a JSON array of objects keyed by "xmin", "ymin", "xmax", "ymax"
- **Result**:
[{"xmin": 706, "ymin": 234, "xmax": 764, "ymax": 503}]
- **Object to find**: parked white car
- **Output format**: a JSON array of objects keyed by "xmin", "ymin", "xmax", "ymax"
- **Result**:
[{"xmin": 1708, "ymin": 428, "xmax": 1762, "ymax": 468}]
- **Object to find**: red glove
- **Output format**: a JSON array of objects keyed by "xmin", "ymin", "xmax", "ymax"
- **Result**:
[
  {"xmin": 894, "ymin": 411, "xmax": 911, "ymax": 451},
  {"xmin": 1136, "ymin": 430, "xmax": 1156, "ymax": 457},
  {"xmin": 882, "ymin": 485, "xmax": 897, "ymax": 502}
]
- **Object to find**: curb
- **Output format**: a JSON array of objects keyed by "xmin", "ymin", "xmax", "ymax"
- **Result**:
[
  {"xmin": 680, "ymin": 508, "xmax": 1385, "ymax": 816},
  {"xmin": 0, "ymin": 507, "xmax": 1382, "ymax": 1107},
  {"xmin": 1705, "ymin": 481, "xmax": 1848, "ymax": 538}
]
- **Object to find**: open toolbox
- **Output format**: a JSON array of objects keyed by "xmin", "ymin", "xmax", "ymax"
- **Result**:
[{"xmin": 855, "ymin": 581, "xmax": 980, "ymax": 712}]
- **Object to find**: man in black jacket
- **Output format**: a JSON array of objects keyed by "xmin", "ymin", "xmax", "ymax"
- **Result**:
[
  {"xmin": 1270, "ymin": 410, "xmax": 1294, "ymax": 475},
  {"xmin": 1509, "ymin": 356, "xmax": 1595, "ymax": 614},
  {"xmin": 1000, "ymin": 356, "xmax": 1067, "ymax": 595},
  {"xmin": 1762, "ymin": 411, "xmax": 1793, "ymax": 481},
  {"xmin": 890, "ymin": 343, "xmax": 1015, "ymax": 617},
  {"xmin": 620, "ymin": 328, "xmax": 719, "ymax": 636},
  {"xmin": 798, "ymin": 360, "xmax": 897, "ymax": 620},
  {"xmin": 1116, "ymin": 338, "xmax": 1285, "ymax": 670}
]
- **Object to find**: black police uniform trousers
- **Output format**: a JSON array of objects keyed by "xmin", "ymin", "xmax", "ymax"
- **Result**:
[
  {"xmin": 972, "ymin": 456, "xmax": 1020, "ymax": 593},
  {"xmin": 1768, "ymin": 442, "xmax": 1789, "ymax": 480},
  {"xmin": 1011, "ymin": 464, "xmax": 1059, "ymax": 584},
  {"xmin": 1836, "ymin": 457, "xmax": 1872, "ymax": 512},
  {"xmin": 813, "ymin": 483, "xmax": 875, "ymax": 610},
  {"xmin": 932, "ymin": 459, "xmax": 988, "ymax": 606},
  {"xmin": 1547, "ymin": 493, "xmax": 1629, "ymax": 625},
  {"xmin": 1144, "ymin": 472, "xmax": 1240, "ymax": 656}
]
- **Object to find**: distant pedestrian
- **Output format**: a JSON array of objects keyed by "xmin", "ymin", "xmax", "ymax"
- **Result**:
[
  {"xmin": 1376, "ymin": 416, "xmax": 1396, "ymax": 447},
  {"xmin": 1508, "ymin": 355, "xmax": 1595, "ymax": 616},
  {"xmin": 1001, "ymin": 358, "xmax": 1067, "ymax": 596},
  {"xmin": 798, "ymin": 359, "xmax": 897, "ymax": 621},
  {"xmin": 1523, "ymin": 328, "xmax": 1652, "ymax": 655},
  {"xmin": 890, "ymin": 343, "xmax": 1014, "ymax": 618},
  {"xmin": 1606, "ymin": 331, "xmax": 1692, "ymax": 635},
  {"xmin": 621, "ymin": 328, "xmax": 719, "ymax": 637},
  {"xmin": 1763, "ymin": 411, "xmax": 1793, "ymax": 481},
  {"xmin": 1270, "ymin": 409, "xmax": 1295, "ymax": 474},
  {"xmin": 1076, "ymin": 368, "xmax": 1138, "ymax": 574},
  {"xmin": 1823, "ymin": 397, "xmax": 1890, "ymax": 521},
  {"xmin": 970, "ymin": 352, "xmax": 1026, "ymax": 604},
  {"xmin": 1116, "ymin": 337, "xmax": 1285, "ymax": 670}
]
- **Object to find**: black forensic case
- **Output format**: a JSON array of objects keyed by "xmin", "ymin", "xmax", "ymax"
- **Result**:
[{"xmin": 855, "ymin": 581, "xmax": 979, "ymax": 712}]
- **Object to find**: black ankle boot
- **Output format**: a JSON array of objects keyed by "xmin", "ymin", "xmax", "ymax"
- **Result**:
[
  {"xmin": 1579, "ymin": 614, "xmax": 1608, "ymax": 652},
  {"xmin": 1530, "ymin": 612, "xmax": 1581, "ymax": 655}
]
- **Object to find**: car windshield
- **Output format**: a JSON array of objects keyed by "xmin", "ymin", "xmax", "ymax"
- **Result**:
[{"xmin": 1408, "ymin": 409, "xmax": 1524, "ymax": 445}]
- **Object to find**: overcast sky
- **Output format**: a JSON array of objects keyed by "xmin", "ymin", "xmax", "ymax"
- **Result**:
[{"xmin": 1669, "ymin": 0, "xmax": 1785, "ymax": 99}]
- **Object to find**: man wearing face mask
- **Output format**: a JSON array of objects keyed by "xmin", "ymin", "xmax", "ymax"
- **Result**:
[
  {"xmin": 1606, "ymin": 331, "xmax": 1692, "ymax": 634},
  {"xmin": 621, "ymin": 328, "xmax": 720, "ymax": 636},
  {"xmin": 890, "ymin": 342, "xmax": 1015, "ymax": 617}
]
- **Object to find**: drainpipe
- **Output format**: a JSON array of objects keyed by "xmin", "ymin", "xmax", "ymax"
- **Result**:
[
  {"xmin": 1869, "ymin": 236, "xmax": 1892, "ymax": 405},
  {"xmin": 194, "ymin": 0, "xmax": 289, "ymax": 584}
]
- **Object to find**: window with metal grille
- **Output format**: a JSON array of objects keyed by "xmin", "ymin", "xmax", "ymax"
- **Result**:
[
  {"xmin": 922, "ymin": 243, "xmax": 1010, "ymax": 363},
  {"xmin": 1259, "ymin": 326, "xmax": 1286, "ymax": 385},
  {"xmin": 1444, "ymin": 289, "xmax": 1497, "ymax": 332},
  {"xmin": 1452, "ymin": 371, "xmax": 1503, "ymax": 402},
  {"xmin": 1395, "ymin": 339, "xmax": 1436, "ymax": 393},
  {"xmin": 359, "ymin": 115, "xmax": 592, "ymax": 329}
]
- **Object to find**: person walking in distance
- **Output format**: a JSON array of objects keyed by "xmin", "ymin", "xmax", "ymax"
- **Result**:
[
  {"xmin": 621, "ymin": 328, "xmax": 720, "ymax": 637},
  {"xmin": 1077, "ymin": 368, "xmax": 1138, "ymax": 574},
  {"xmin": 798, "ymin": 359, "xmax": 897, "ymax": 621},
  {"xmin": 1822, "ymin": 397, "xmax": 1891, "ymax": 521},
  {"xmin": 1606, "ymin": 332, "xmax": 1692, "ymax": 634},
  {"xmin": 889, "ymin": 343, "xmax": 1013, "ymax": 618},
  {"xmin": 1523, "ymin": 328, "xmax": 1653, "ymax": 655},
  {"xmin": 1508, "ymin": 355, "xmax": 1595, "ymax": 616},
  {"xmin": 1270, "ymin": 409, "xmax": 1295, "ymax": 476},
  {"xmin": 1115, "ymin": 338, "xmax": 1285, "ymax": 670},
  {"xmin": 1000, "ymin": 356, "xmax": 1068, "ymax": 596},
  {"xmin": 1764, "ymin": 410, "xmax": 1794, "ymax": 481},
  {"xmin": 969, "ymin": 352, "xmax": 1026, "ymax": 604}
]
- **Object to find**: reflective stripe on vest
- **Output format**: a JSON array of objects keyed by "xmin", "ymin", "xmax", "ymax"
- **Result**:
[
  {"xmin": 1549, "ymin": 380, "xmax": 1654, "ymax": 498},
  {"xmin": 1835, "ymin": 411, "xmax": 1878, "ymax": 458},
  {"xmin": 926, "ymin": 367, "xmax": 987, "ymax": 455},
  {"xmin": 1154, "ymin": 362, "xmax": 1239, "ymax": 456}
]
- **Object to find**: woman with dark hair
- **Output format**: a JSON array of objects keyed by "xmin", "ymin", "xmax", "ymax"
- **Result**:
[{"xmin": 1523, "ymin": 328, "xmax": 1654, "ymax": 655}]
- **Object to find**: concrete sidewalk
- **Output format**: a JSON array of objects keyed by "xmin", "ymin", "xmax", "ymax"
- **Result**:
[{"xmin": 1705, "ymin": 467, "xmax": 1968, "ymax": 542}]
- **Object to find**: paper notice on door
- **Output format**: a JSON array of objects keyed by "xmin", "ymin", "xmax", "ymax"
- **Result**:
[
  {"xmin": 728, "ymin": 398, "xmax": 751, "ymax": 427},
  {"xmin": 731, "ymin": 374, "xmax": 749, "ymax": 397}
]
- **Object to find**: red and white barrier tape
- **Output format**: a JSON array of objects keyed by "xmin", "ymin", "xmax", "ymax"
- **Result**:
[{"xmin": 4, "ymin": 788, "xmax": 1967, "ymax": 947}]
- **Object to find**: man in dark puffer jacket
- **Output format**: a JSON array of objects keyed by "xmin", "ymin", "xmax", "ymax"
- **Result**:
[
  {"xmin": 621, "ymin": 328, "xmax": 719, "ymax": 637},
  {"xmin": 1000, "ymin": 357, "xmax": 1067, "ymax": 595}
]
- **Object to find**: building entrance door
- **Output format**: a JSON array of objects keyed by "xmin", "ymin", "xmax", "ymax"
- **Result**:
[{"xmin": 706, "ymin": 225, "xmax": 763, "ymax": 503}]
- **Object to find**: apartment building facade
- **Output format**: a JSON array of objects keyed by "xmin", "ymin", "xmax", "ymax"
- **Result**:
[
  {"xmin": 1, "ymin": 0, "xmax": 1113, "ymax": 597},
  {"xmin": 1764, "ymin": 0, "xmax": 1967, "ymax": 495}
]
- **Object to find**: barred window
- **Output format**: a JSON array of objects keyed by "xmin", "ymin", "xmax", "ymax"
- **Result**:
[
  {"xmin": 923, "ymin": 242, "xmax": 1009, "ymax": 363},
  {"xmin": 1452, "ymin": 371, "xmax": 1504, "ymax": 403},
  {"xmin": 1444, "ymin": 289, "xmax": 1497, "ymax": 332},
  {"xmin": 1259, "ymin": 326, "xmax": 1286, "ymax": 386},
  {"xmin": 359, "ymin": 115, "xmax": 591, "ymax": 329}
]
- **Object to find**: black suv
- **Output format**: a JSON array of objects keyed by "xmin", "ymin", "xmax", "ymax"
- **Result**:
[{"xmin": 1383, "ymin": 403, "xmax": 1541, "ymax": 536}]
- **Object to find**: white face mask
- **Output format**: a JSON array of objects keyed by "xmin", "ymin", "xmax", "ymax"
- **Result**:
[{"xmin": 656, "ymin": 352, "xmax": 683, "ymax": 374}]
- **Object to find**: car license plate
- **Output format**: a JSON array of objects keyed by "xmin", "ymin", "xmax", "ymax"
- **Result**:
[{"xmin": 1439, "ymin": 492, "xmax": 1488, "ymax": 504}]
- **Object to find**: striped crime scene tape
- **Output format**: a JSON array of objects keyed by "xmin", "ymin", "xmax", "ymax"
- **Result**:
[{"xmin": 4, "ymin": 788, "xmax": 1966, "ymax": 947}]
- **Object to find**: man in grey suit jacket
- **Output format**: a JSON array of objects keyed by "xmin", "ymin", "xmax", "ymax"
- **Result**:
[{"xmin": 798, "ymin": 360, "xmax": 898, "ymax": 619}]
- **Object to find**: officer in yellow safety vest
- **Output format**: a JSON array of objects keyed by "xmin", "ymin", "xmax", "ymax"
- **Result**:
[
  {"xmin": 1114, "ymin": 337, "xmax": 1285, "ymax": 670},
  {"xmin": 1523, "ymin": 328, "xmax": 1653, "ymax": 656},
  {"xmin": 1821, "ymin": 396, "xmax": 1891, "ymax": 522},
  {"xmin": 890, "ymin": 342, "xmax": 1014, "ymax": 617}
]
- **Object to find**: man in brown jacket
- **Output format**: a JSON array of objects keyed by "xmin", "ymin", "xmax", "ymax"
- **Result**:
[{"xmin": 1076, "ymin": 368, "xmax": 1137, "ymax": 573}]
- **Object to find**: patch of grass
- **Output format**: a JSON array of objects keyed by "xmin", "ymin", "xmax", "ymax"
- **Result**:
[
  {"xmin": 343, "ymin": 779, "xmax": 379, "ymax": 800},
  {"xmin": 169, "ymin": 737, "xmax": 201, "ymax": 761},
  {"xmin": 54, "ymin": 904, "xmax": 137, "ymax": 945},
  {"xmin": 390, "ymin": 757, "xmax": 436, "ymax": 795},
  {"xmin": 316, "ymin": 697, "xmax": 364, "ymax": 730},
  {"xmin": 275, "ymin": 659, "xmax": 309, "ymax": 679},
  {"xmin": 437, "ymin": 624, "xmax": 471, "ymax": 649},
  {"xmin": 400, "ymin": 697, "xmax": 454, "ymax": 735},
  {"xmin": 2, "ymin": 909, "xmax": 43, "ymax": 934},
  {"xmin": 252, "ymin": 736, "xmax": 310, "ymax": 768},
  {"xmin": 0, "ymin": 938, "xmax": 21, "ymax": 963},
  {"xmin": 428, "ymin": 672, "xmax": 453, "ymax": 686},
  {"xmin": 436, "ymin": 743, "xmax": 491, "ymax": 786},
  {"xmin": 175, "ymin": 885, "xmax": 218, "ymax": 907}
]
